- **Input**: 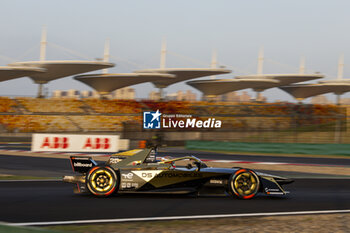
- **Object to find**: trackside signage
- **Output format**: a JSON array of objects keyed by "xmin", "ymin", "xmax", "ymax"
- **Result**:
[{"xmin": 31, "ymin": 134, "xmax": 119, "ymax": 152}]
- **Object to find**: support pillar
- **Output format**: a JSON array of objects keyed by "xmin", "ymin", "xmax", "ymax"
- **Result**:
[
  {"xmin": 336, "ymin": 94, "xmax": 341, "ymax": 105},
  {"xmin": 257, "ymin": 47, "xmax": 264, "ymax": 75},
  {"xmin": 256, "ymin": 91, "xmax": 260, "ymax": 102},
  {"xmin": 160, "ymin": 38, "xmax": 166, "ymax": 69},
  {"xmin": 159, "ymin": 88, "xmax": 164, "ymax": 101},
  {"xmin": 40, "ymin": 26, "xmax": 47, "ymax": 61},
  {"xmin": 37, "ymin": 83, "xmax": 44, "ymax": 98}
]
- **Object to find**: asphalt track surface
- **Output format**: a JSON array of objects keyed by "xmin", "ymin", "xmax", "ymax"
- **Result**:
[
  {"xmin": 0, "ymin": 154, "xmax": 72, "ymax": 177},
  {"xmin": 0, "ymin": 179, "xmax": 349, "ymax": 224},
  {"xmin": 0, "ymin": 145, "xmax": 349, "ymax": 224}
]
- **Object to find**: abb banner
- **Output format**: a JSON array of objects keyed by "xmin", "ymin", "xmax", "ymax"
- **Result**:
[{"xmin": 31, "ymin": 134, "xmax": 119, "ymax": 152}]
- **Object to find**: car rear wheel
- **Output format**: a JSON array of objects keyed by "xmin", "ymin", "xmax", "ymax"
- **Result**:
[
  {"xmin": 229, "ymin": 169, "xmax": 260, "ymax": 199},
  {"xmin": 86, "ymin": 166, "xmax": 118, "ymax": 196}
]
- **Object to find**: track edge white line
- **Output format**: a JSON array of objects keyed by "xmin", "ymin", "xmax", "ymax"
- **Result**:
[{"xmin": 6, "ymin": 209, "xmax": 350, "ymax": 226}]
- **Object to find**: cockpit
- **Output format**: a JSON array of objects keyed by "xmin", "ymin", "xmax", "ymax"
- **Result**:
[{"xmin": 159, "ymin": 156, "xmax": 208, "ymax": 171}]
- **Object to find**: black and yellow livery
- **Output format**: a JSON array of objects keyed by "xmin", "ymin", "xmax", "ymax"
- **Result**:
[{"xmin": 63, "ymin": 148, "xmax": 293, "ymax": 199}]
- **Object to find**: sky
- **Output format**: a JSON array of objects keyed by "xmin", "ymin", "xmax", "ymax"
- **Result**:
[{"xmin": 1, "ymin": 0, "xmax": 350, "ymax": 102}]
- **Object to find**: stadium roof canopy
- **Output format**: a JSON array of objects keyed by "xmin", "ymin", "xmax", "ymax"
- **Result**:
[
  {"xmin": 187, "ymin": 78, "xmax": 279, "ymax": 97},
  {"xmin": 8, "ymin": 61, "xmax": 114, "ymax": 84},
  {"xmin": 280, "ymin": 82, "xmax": 350, "ymax": 102},
  {"xmin": 74, "ymin": 73, "xmax": 175, "ymax": 95},
  {"xmin": 0, "ymin": 66, "xmax": 45, "ymax": 82},
  {"xmin": 235, "ymin": 74, "xmax": 324, "ymax": 88},
  {"xmin": 134, "ymin": 68, "xmax": 232, "ymax": 88},
  {"xmin": 318, "ymin": 79, "xmax": 350, "ymax": 85}
]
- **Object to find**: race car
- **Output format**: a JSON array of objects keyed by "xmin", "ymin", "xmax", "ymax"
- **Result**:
[{"xmin": 63, "ymin": 148, "xmax": 293, "ymax": 199}]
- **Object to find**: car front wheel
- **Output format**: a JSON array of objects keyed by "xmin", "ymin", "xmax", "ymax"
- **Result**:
[{"xmin": 229, "ymin": 169, "xmax": 260, "ymax": 199}]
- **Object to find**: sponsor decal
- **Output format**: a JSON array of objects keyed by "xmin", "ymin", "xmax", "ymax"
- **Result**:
[
  {"xmin": 156, "ymin": 172, "xmax": 203, "ymax": 178},
  {"xmin": 209, "ymin": 179, "xmax": 223, "ymax": 184},
  {"xmin": 132, "ymin": 170, "xmax": 162, "ymax": 182},
  {"xmin": 143, "ymin": 110, "xmax": 222, "ymax": 129},
  {"xmin": 73, "ymin": 162, "xmax": 92, "ymax": 167},
  {"xmin": 265, "ymin": 187, "xmax": 281, "ymax": 192},
  {"xmin": 41, "ymin": 137, "xmax": 69, "ymax": 149},
  {"xmin": 145, "ymin": 149, "xmax": 156, "ymax": 163},
  {"xmin": 32, "ymin": 134, "xmax": 119, "ymax": 152},
  {"xmin": 121, "ymin": 182, "xmax": 139, "ymax": 189},
  {"xmin": 121, "ymin": 173, "xmax": 134, "ymax": 180},
  {"xmin": 83, "ymin": 138, "xmax": 110, "ymax": 149},
  {"xmin": 109, "ymin": 157, "xmax": 123, "ymax": 164},
  {"xmin": 72, "ymin": 157, "xmax": 91, "ymax": 160},
  {"xmin": 267, "ymin": 192, "xmax": 285, "ymax": 195}
]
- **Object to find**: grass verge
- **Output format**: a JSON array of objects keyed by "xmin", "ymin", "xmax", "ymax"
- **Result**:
[{"xmin": 0, "ymin": 224, "xmax": 62, "ymax": 233}]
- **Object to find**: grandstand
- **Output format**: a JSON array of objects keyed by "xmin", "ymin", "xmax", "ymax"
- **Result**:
[
  {"xmin": 84, "ymin": 99, "xmax": 142, "ymax": 114},
  {"xmin": 69, "ymin": 115, "xmax": 140, "ymax": 132},
  {"xmin": 0, "ymin": 99, "xmax": 345, "ymax": 141},
  {"xmin": 16, "ymin": 98, "xmax": 86, "ymax": 114},
  {"xmin": 0, "ymin": 97, "xmax": 18, "ymax": 113},
  {"xmin": 0, "ymin": 115, "xmax": 79, "ymax": 133}
]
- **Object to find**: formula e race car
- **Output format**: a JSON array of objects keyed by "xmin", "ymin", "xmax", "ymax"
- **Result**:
[{"xmin": 63, "ymin": 148, "xmax": 293, "ymax": 199}]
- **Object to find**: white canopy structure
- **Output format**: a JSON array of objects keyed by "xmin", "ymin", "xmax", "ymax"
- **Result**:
[
  {"xmin": 235, "ymin": 74, "xmax": 324, "ymax": 87},
  {"xmin": 74, "ymin": 73, "xmax": 175, "ymax": 97},
  {"xmin": 3, "ymin": 27, "xmax": 115, "ymax": 97},
  {"xmin": 0, "ymin": 66, "xmax": 45, "ymax": 82},
  {"xmin": 187, "ymin": 78, "xmax": 279, "ymax": 98},
  {"xmin": 280, "ymin": 56, "xmax": 350, "ymax": 104},
  {"xmin": 280, "ymin": 82, "xmax": 350, "ymax": 104},
  {"xmin": 133, "ymin": 39, "xmax": 232, "ymax": 99},
  {"xmin": 8, "ymin": 61, "xmax": 114, "ymax": 97},
  {"xmin": 9, "ymin": 61, "xmax": 114, "ymax": 84},
  {"xmin": 135, "ymin": 68, "xmax": 232, "ymax": 88},
  {"xmin": 135, "ymin": 68, "xmax": 232, "ymax": 99}
]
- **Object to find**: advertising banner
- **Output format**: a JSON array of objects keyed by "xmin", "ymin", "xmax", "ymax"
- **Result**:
[{"xmin": 32, "ymin": 134, "xmax": 119, "ymax": 152}]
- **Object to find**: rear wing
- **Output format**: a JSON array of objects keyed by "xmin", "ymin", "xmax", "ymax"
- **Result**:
[{"xmin": 70, "ymin": 156, "xmax": 98, "ymax": 173}]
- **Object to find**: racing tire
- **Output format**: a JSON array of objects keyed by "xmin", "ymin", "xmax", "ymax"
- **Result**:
[
  {"xmin": 86, "ymin": 166, "xmax": 119, "ymax": 197},
  {"xmin": 229, "ymin": 169, "xmax": 260, "ymax": 199}
]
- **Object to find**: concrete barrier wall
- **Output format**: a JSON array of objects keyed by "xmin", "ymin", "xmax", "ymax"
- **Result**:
[{"xmin": 186, "ymin": 140, "xmax": 350, "ymax": 156}]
